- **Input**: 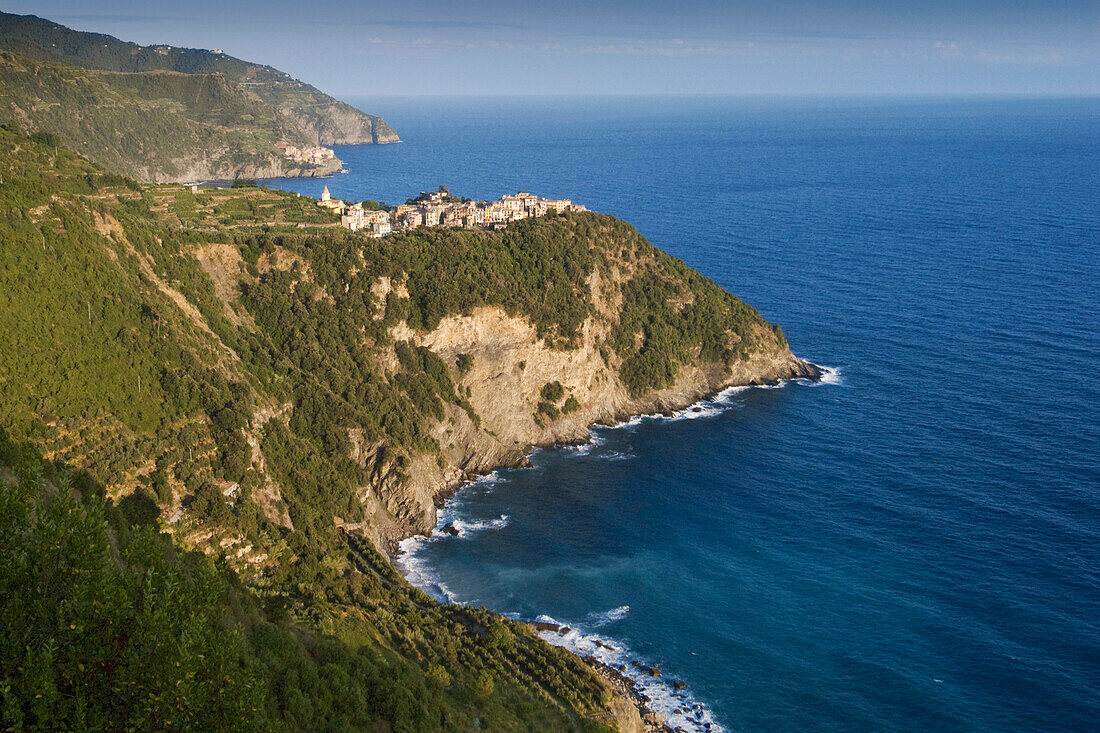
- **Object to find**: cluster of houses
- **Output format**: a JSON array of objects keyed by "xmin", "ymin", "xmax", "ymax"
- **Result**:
[
  {"xmin": 275, "ymin": 141, "xmax": 338, "ymax": 166},
  {"xmin": 317, "ymin": 186, "xmax": 587, "ymax": 237}
]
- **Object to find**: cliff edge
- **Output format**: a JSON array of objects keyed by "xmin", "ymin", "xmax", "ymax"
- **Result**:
[{"xmin": 373, "ymin": 303, "xmax": 816, "ymax": 552}]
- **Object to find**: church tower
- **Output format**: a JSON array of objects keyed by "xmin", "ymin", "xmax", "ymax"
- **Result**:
[{"xmin": 321, "ymin": 185, "xmax": 331, "ymax": 202}]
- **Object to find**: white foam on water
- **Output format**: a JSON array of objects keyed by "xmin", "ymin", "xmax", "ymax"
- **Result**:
[
  {"xmin": 395, "ymin": 471, "xmax": 513, "ymax": 602},
  {"xmin": 451, "ymin": 514, "xmax": 510, "ymax": 535},
  {"xmin": 798, "ymin": 364, "xmax": 842, "ymax": 387},
  {"xmin": 585, "ymin": 605, "xmax": 631, "ymax": 627},
  {"xmin": 466, "ymin": 470, "xmax": 505, "ymax": 491},
  {"xmin": 567, "ymin": 431, "xmax": 607, "ymax": 456},
  {"xmin": 566, "ymin": 430, "xmax": 637, "ymax": 461},
  {"xmin": 674, "ymin": 402, "xmax": 725, "ymax": 420},
  {"xmin": 395, "ymin": 537, "xmax": 459, "ymax": 604},
  {"xmin": 531, "ymin": 612, "xmax": 725, "ymax": 733},
  {"xmin": 599, "ymin": 359, "xmax": 838, "ymax": 433}
]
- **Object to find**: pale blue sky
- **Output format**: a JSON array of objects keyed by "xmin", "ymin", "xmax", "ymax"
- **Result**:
[{"xmin": 5, "ymin": 1, "xmax": 1098, "ymax": 96}]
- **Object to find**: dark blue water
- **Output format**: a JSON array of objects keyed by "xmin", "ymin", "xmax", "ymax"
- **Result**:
[{"xmin": 263, "ymin": 97, "xmax": 1100, "ymax": 732}]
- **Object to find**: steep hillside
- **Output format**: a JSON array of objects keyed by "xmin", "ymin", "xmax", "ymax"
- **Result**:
[
  {"xmin": 0, "ymin": 12, "xmax": 398, "ymax": 181},
  {"xmin": 0, "ymin": 128, "xmax": 813, "ymax": 729},
  {"xmin": 0, "ymin": 431, "xmax": 648, "ymax": 732}
]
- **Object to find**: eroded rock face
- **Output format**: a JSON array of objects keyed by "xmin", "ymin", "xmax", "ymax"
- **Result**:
[
  {"xmin": 155, "ymin": 152, "xmax": 343, "ymax": 184},
  {"xmin": 172, "ymin": 217, "xmax": 813, "ymax": 559},
  {"xmin": 378, "ymin": 306, "xmax": 816, "ymax": 550},
  {"xmin": 280, "ymin": 103, "xmax": 400, "ymax": 145}
]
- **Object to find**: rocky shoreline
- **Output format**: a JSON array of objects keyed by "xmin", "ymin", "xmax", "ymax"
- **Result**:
[
  {"xmin": 387, "ymin": 354, "xmax": 822, "ymax": 557},
  {"xmin": 393, "ymin": 356, "xmax": 822, "ymax": 732},
  {"xmin": 584, "ymin": 657, "xmax": 678, "ymax": 733}
]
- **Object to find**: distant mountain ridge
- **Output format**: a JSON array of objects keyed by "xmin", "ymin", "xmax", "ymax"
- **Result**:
[{"xmin": 0, "ymin": 11, "xmax": 398, "ymax": 181}]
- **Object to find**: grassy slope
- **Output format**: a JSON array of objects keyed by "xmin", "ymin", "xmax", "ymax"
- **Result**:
[
  {"xmin": 0, "ymin": 123, "xmax": 785, "ymax": 527},
  {"xmin": 0, "ymin": 431, "xmax": 618, "ymax": 732}
]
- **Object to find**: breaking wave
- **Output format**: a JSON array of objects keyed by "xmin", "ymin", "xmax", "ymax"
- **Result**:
[
  {"xmin": 799, "ymin": 364, "xmax": 842, "ymax": 387},
  {"xmin": 608, "ymin": 360, "xmax": 838, "ymax": 432},
  {"xmin": 586, "ymin": 605, "xmax": 631, "ymax": 627},
  {"xmin": 394, "ymin": 541, "xmax": 458, "ymax": 604},
  {"xmin": 451, "ymin": 514, "xmax": 510, "ymax": 535}
]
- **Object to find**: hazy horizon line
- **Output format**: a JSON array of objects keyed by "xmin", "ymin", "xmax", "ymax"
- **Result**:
[{"xmin": 337, "ymin": 91, "xmax": 1100, "ymax": 100}]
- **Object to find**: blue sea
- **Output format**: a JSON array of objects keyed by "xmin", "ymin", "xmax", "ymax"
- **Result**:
[{"xmin": 263, "ymin": 96, "xmax": 1100, "ymax": 732}]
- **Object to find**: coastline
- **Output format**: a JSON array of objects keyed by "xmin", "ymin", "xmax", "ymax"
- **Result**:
[
  {"xmin": 374, "ymin": 344, "xmax": 823, "ymax": 558},
  {"xmin": 395, "ymin": 360, "xmax": 832, "ymax": 732}
]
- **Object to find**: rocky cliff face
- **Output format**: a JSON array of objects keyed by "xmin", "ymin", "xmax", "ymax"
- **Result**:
[
  {"xmin": 155, "ymin": 152, "xmax": 342, "ymax": 184},
  {"xmin": 281, "ymin": 102, "xmax": 400, "ymax": 146},
  {"xmin": 363, "ymin": 300, "xmax": 816, "ymax": 554},
  {"xmin": 165, "ymin": 218, "xmax": 818, "ymax": 557}
]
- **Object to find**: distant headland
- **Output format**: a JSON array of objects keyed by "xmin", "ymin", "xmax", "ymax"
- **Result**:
[{"xmin": 0, "ymin": 11, "xmax": 398, "ymax": 182}]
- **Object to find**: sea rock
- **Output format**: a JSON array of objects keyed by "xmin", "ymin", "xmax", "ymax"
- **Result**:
[
  {"xmin": 643, "ymin": 710, "xmax": 666, "ymax": 726},
  {"xmin": 534, "ymin": 622, "xmax": 560, "ymax": 633},
  {"xmin": 674, "ymin": 679, "xmax": 687, "ymax": 690},
  {"xmin": 440, "ymin": 522, "xmax": 460, "ymax": 536}
]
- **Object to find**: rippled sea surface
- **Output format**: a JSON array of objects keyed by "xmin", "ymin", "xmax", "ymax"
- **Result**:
[{"xmin": 263, "ymin": 97, "xmax": 1100, "ymax": 731}]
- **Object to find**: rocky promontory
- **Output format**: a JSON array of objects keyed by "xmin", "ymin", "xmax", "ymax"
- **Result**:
[{"xmin": 360, "ymin": 285, "xmax": 817, "ymax": 553}]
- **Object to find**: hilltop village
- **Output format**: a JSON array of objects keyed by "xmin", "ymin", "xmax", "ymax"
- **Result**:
[{"xmin": 317, "ymin": 185, "xmax": 588, "ymax": 236}]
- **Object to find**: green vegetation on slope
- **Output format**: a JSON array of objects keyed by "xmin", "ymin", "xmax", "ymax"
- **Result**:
[
  {"xmin": 0, "ymin": 11, "xmax": 398, "ymax": 181},
  {"xmin": 0, "ymin": 11, "xmax": 396, "ymax": 142},
  {"xmin": 0, "ymin": 431, "xmax": 618, "ymax": 732},
  {"xmin": 0, "ymin": 121, "xmax": 782, "ymax": 529},
  {"xmin": 611, "ymin": 253, "xmax": 783, "ymax": 395},
  {"xmin": 0, "ymin": 128, "xmax": 788, "ymax": 730},
  {"xmin": 0, "ymin": 52, "xmax": 291, "ymax": 183}
]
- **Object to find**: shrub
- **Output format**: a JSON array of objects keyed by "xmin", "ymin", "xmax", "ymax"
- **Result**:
[{"xmin": 540, "ymin": 381, "xmax": 564, "ymax": 402}]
